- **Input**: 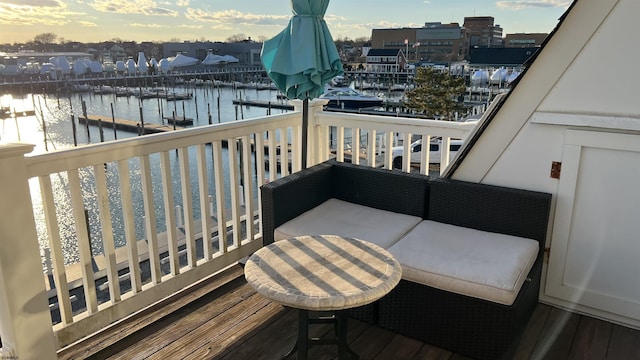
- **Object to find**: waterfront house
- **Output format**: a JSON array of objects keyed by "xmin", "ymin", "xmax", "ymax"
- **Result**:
[
  {"xmin": 365, "ymin": 48, "xmax": 407, "ymax": 73},
  {"xmin": 1, "ymin": 0, "xmax": 640, "ymax": 358}
]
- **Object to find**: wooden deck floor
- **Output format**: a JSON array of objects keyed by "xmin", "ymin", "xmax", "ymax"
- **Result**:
[{"xmin": 58, "ymin": 264, "xmax": 640, "ymax": 360}]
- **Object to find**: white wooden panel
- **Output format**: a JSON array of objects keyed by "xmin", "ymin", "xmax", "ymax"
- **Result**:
[
  {"xmin": 539, "ymin": 1, "xmax": 640, "ymax": 120},
  {"xmin": 547, "ymin": 130, "xmax": 640, "ymax": 320}
]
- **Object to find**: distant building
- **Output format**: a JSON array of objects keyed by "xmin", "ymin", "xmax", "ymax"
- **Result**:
[
  {"xmin": 416, "ymin": 22, "xmax": 469, "ymax": 62},
  {"xmin": 365, "ymin": 48, "xmax": 407, "ymax": 72},
  {"xmin": 469, "ymin": 47, "xmax": 538, "ymax": 67},
  {"xmin": 463, "ymin": 16, "xmax": 503, "ymax": 48},
  {"xmin": 504, "ymin": 33, "xmax": 548, "ymax": 48},
  {"xmin": 371, "ymin": 23, "xmax": 468, "ymax": 63}
]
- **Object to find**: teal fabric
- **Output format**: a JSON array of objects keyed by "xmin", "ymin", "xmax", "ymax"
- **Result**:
[{"xmin": 261, "ymin": 0, "xmax": 344, "ymax": 100}]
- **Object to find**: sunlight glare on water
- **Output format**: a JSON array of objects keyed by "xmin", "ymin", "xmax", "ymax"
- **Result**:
[{"xmin": 2, "ymin": 85, "xmax": 288, "ymax": 266}]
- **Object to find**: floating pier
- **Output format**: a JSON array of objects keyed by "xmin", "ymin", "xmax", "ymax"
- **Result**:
[
  {"xmin": 163, "ymin": 116, "xmax": 194, "ymax": 126},
  {"xmin": 232, "ymin": 99, "xmax": 294, "ymax": 110},
  {"xmin": 78, "ymin": 115, "xmax": 184, "ymax": 134}
]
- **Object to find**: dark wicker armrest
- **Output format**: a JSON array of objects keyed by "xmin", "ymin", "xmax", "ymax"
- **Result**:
[
  {"xmin": 428, "ymin": 179, "xmax": 552, "ymax": 247},
  {"xmin": 260, "ymin": 162, "xmax": 334, "ymax": 245}
]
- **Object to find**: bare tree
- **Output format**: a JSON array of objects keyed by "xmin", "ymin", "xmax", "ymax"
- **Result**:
[
  {"xmin": 226, "ymin": 33, "xmax": 247, "ymax": 43},
  {"xmin": 33, "ymin": 33, "xmax": 57, "ymax": 44}
]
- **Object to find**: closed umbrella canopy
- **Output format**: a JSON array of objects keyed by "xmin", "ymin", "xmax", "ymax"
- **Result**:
[
  {"xmin": 261, "ymin": 0, "xmax": 343, "ymax": 169},
  {"xmin": 261, "ymin": 0, "xmax": 343, "ymax": 101}
]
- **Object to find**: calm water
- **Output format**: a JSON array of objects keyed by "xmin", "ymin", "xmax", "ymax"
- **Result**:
[{"xmin": 1, "ymin": 85, "xmax": 290, "ymax": 265}]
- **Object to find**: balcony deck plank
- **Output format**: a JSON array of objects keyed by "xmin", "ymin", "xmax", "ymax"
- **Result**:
[{"xmin": 59, "ymin": 264, "xmax": 640, "ymax": 360}]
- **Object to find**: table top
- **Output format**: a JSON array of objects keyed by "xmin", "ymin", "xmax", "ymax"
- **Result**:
[{"xmin": 244, "ymin": 235, "xmax": 402, "ymax": 311}]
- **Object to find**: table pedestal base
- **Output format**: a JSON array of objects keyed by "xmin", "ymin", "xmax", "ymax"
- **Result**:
[{"xmin": 283, "ymin": 309, "xmax": 359, "ymax": 360}]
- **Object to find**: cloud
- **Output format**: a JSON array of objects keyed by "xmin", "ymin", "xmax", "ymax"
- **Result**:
[
  {"xmin": 78, "ymin": 20, "xmax": 97, "ymax": 27},
  {"xmin": 88, "ymin": 0, "xmax": 178, "ymax": 16},
  {"xmin": 0, "ymin": 1, "xmax": 84, "ymax": 26},
  {"xmin": 130, "ymin": 23, "xmax": 163, "ymax": 28},
  {"xmin": 0, "ymin": 0, "xmax": 60, "ymax": 5},
  {"xmin": 496, "ymin": 0, "xmax": 570, "ymax": 10},
  {"xmin": 176, "ymin": 0, "xmax": 188, "ymax": 6},
  {"xmin": 185, "ymin": 8, "xmax": 289, "ymax": 26}
]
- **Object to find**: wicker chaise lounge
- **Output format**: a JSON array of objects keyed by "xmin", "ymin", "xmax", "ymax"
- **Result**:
[{"xmin": 261, "ymin": 160, "xmax": 552, "ymax": 359}]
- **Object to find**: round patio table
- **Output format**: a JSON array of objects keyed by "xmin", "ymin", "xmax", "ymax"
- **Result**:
[{"xmin": 244, "ymin": 235, "xmax": 402, "ymax": 360}]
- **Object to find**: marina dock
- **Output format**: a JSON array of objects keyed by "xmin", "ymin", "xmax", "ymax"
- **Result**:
[
  {"xmin": 163, "ymin": 115, "xmax": 194, "ymax": 125},
  {"xmin": 232, "ymin": 99, "xmax": 294, "ymax": 110},
  {"xmin": 78, "ymin": 115, "xmax": 184, "ymax": 134}
]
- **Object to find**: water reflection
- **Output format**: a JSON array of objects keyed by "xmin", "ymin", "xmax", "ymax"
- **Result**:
[{"xmin": 3, "ymin": 86, "xmax": 286, "ymax": 265}]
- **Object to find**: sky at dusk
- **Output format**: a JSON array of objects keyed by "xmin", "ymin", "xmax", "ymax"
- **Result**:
[{"xmin": 0, "ymin": 0, "xmax": 571, "ymax": 44}]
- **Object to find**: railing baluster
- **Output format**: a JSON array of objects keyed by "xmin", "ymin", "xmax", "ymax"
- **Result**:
[
  {"xmin": 353, "ymin": 128, "xmax": 361, "ymax": 165},
  {"xmin": 227, "ymin": 138, "xmax": 242, "ymax": 248},
  {"xmin": 267, "ymin": 129, "xmax": 277, "ymax": 181},
  {"xmin": 93, "ymin": 164, "xmax": 120, "ymax": 303},
  {"xmin": 178, "ymin": 147, "xmax": 197, "ymax": 268},
  {"xmin": 67, "ymin": 169, "xmax": 99, "ymax": 314},
  {"xmin": 241, "ymin": 135, "xmax": 255, "ymax": 243},
  {"xmin": 440, "ymin": 136, "xmax": 451, "ymax": 174},
  {"xmin": 196, "ymin": 144, "xmax": 214, "ymax": 259},
  {"xmin": 212, "ymin": 141, "xmax": 227, "ymax": 254},
  {"xmin": 420, "ymin": 135, "xmax": 432, "ymax": 175},
  {"xmin": 337, "ymin": 126, "xmax": 345, "ymax": 162},
  {"xmin": 279, "ymin": 127, "xmax": 289, "ymax": 177},
  {"xmin": 39, "ymin": 175, "xmax": 73, "ymax": 324},
  {"xmin": 291, "ymin": 125, "xmax": 301, "ymax": 172},
  {"xmin": 402, "ymin": 133, "xmax": 412, "ymax": 172},
  {"xmin": 368, "ymin": 129, "xmax": 377, "ymax": 168},
  {"xmin": 254, "ymin": 133, "xmax": 266, "ymax": 236},
  {"xmin": 140, "ymin": 155, "xmax": 161, "ymax": 284},
  {"xmin": 384, "ymin": 131, "xmax": 393, "ymax": 169},
  {"xmin": 159, "ymin": 152, "xmax": 179, "ymax": 275},
  {"xmin": 117, "ymin": 159, "xmax": 142, "ymax": 293}
]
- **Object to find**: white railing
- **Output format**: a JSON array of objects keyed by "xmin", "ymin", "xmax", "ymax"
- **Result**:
[
  {"xmin": 0, "ymin": 100, "xmax": 477, "ymax": 359},
  {"xmin": 309, "ymin": 103, "xmax": 477, "ymax": 174}
]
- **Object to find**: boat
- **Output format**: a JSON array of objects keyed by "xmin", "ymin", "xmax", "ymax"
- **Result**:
[
  {"xmin": 169, "ymin": 53, "xmax": 199, "ymax": 68},
  {"xmin": 330, "ymin": 75, "xmax": 347, "ymax": 87},
  {"xmin": 137, "ymin": 52, "xmax": 148, "ymax": 74},
  {"xmin": 470, "ymin": 69, "xmax": 489, "ymax": 85},
  {"xmin": 489, "ymin": 67, "xmax": 509, "ymax": 85},
  {"xmin": 320, "ymin": 87, "xmax": 383, "ymax": 109}
]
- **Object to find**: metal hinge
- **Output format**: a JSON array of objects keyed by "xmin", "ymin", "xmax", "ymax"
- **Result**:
[{"xmin": 550, "ymin": 161, "xmax": 562, "ymax": 179}]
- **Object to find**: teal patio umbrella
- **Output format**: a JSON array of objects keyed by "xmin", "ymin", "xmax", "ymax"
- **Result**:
[{"xmin": 261, "ymin": 0, "xmax": 343, "ymax": 168}]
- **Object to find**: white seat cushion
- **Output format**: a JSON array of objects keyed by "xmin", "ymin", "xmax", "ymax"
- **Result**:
[
  {"xmin": 389, "ymin": 220, "xmax": 539, "ymax": 305},
  {"xmin": 274, "ymin": 198, "xmax": 422, "ymax": 249}
]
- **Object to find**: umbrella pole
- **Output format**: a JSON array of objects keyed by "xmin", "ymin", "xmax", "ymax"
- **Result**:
[{"xmin": 301, "ymin": 98, "xmax": 309, "ymax": 169}]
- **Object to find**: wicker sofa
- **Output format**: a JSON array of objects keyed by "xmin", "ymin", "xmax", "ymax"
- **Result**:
[{"xmin": 260, "ymin": 160, "xmax": 552, "ymax": 359}]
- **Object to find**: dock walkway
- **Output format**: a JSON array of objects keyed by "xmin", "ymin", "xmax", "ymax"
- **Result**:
[{"xmin": 78, "ymin": 115, "xmax": 184, "ymax": 134}]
